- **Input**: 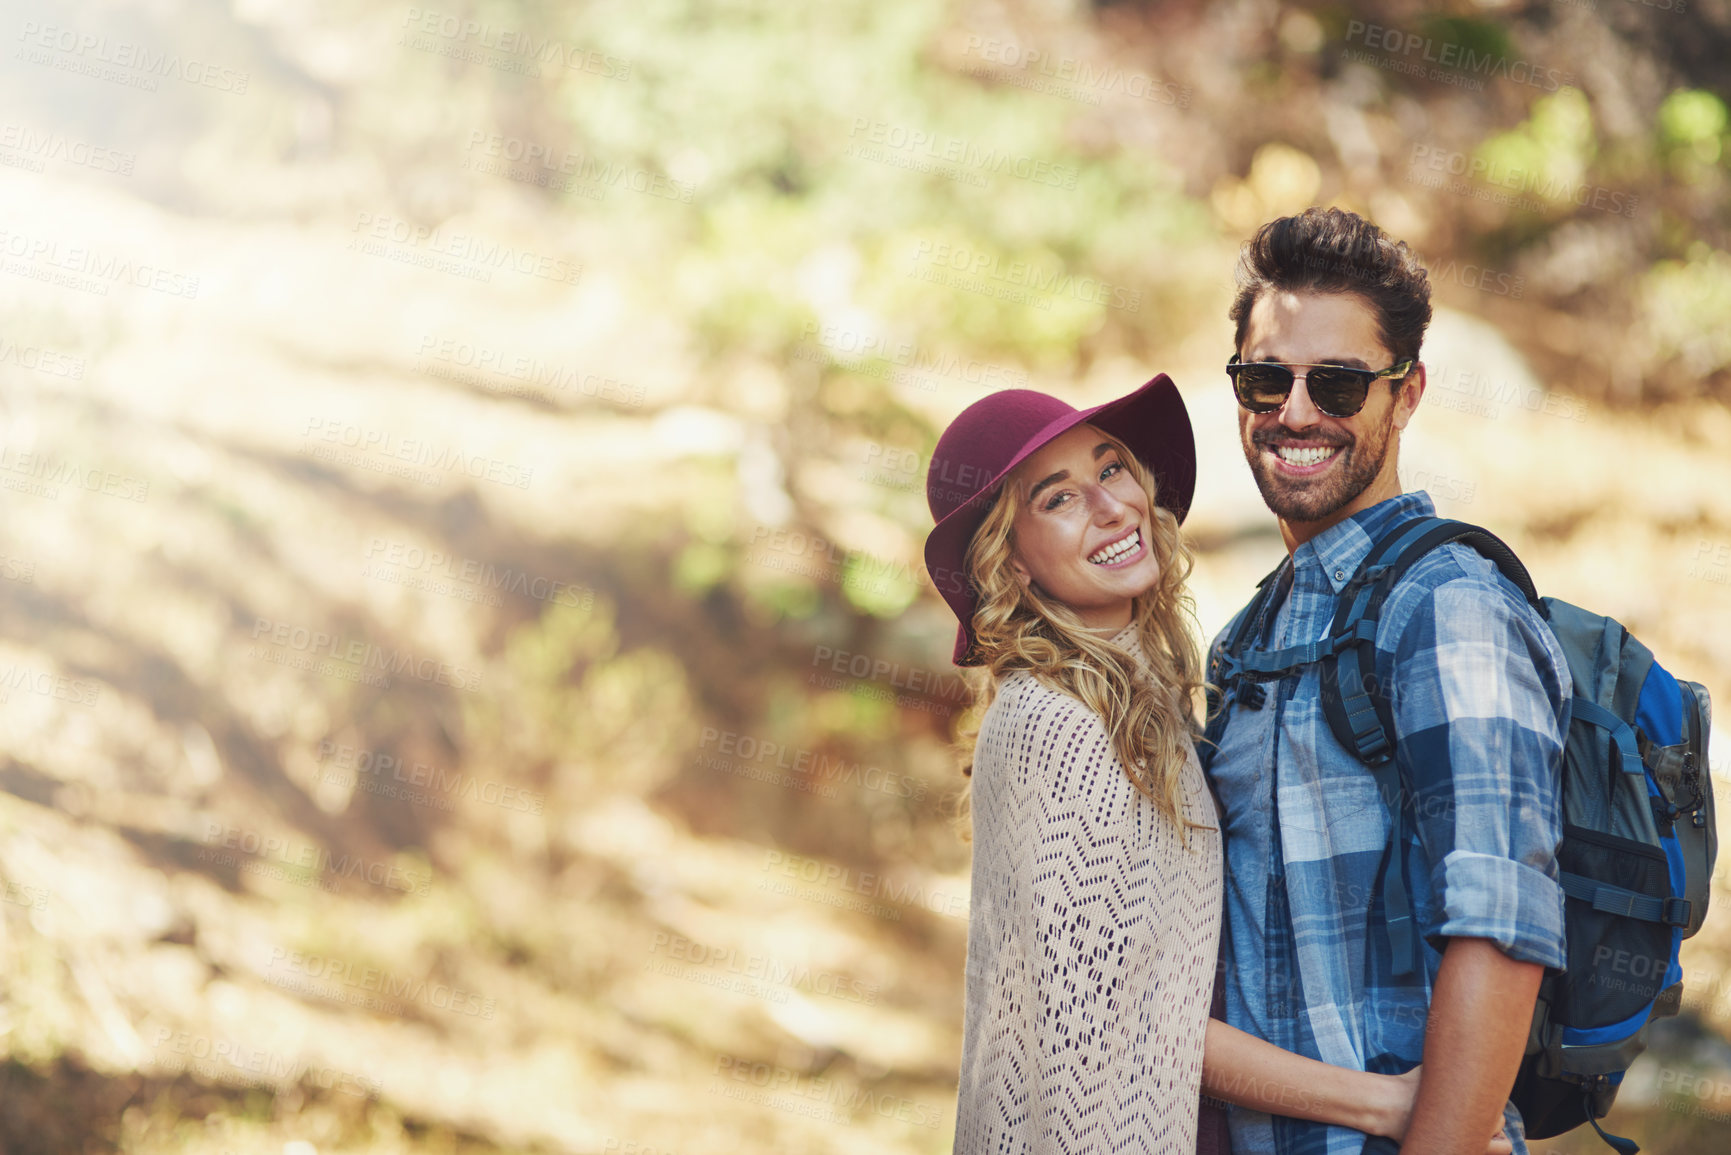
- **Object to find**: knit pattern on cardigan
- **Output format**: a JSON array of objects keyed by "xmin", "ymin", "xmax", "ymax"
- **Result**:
[{"xmin": 953, "ymin": 624, "xmax": 1223, "ymax": 1154}]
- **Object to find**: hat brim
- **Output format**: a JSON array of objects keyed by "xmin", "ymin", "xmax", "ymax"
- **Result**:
[{"xmin": 923, "ymin": 373, "xmax": 1196, "ymax": 666}]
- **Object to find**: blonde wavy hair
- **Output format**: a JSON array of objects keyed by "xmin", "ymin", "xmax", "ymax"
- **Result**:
[{"xmin": 951, "ymin": 427, "xmax": 1208, "ymax": 841}]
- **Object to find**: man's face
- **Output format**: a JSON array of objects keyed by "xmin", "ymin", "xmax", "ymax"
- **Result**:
[{"xmin": 1236, "ymin": 290, "xmax": 1422, "ymax": 529}]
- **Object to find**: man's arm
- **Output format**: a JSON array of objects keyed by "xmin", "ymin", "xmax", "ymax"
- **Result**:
[
  {"xmin": 1382, "ymin": 567, "xmax": 1571, "ymax": 1153},
  {"xmin": 1399, "ymin": 936, "xmax": 1543, "ymax": 1155}
]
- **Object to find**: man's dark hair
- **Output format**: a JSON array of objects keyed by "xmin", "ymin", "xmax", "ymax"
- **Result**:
[{"xmin": 1228, "ymin": 207, "xmax": 1432, "ymax": 368}]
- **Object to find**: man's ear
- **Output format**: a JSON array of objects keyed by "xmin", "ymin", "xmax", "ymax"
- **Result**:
[{"xmin": 1392, "ymin": 361, "xmax": 1426, "ymax": 431}]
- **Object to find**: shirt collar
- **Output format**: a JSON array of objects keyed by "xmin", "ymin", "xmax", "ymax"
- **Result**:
[{"xmin": 1292, "ymin": 490, "xmax": 1436, "ymax": 595}]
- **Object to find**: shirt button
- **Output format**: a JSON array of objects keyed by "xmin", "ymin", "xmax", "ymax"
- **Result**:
[{"xmin": 1333, "ymin": 568, "xmax": 1346, "ymax": 581}]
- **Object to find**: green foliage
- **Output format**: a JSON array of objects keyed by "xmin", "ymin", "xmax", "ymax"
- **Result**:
[
  {"xmin": 1475, "ymin": 88, "xmax": 1597, "ymax": 211},
  {"xmin": 1417, "ymin": 14, "xmax": 1515, "ymax": 67},
  {"xmin": 1660, "ymin": 89, "xmax": 1728, "ymax": 167},
  {"xmin": 1660, "ymin": 90, "xmax": 1728, "ymax": 148},
  {"xmin": 1641, "ymin": 244, "xmax": 1731, "ymax": 377}
]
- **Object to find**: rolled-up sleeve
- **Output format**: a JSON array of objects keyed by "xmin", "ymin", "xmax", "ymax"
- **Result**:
[{"xmin": 1383, "ymin": 565, "xmax": 1570, "ymax": 970}]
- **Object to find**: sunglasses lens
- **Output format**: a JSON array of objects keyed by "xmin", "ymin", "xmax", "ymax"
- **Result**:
[
  {"xmin": 1304, "ymin": 367, "xmax": 1374, "ymax": 417},
  {"xmin": 1230, "ymin": 363, "xmax": 1295, "ymax": 412}
]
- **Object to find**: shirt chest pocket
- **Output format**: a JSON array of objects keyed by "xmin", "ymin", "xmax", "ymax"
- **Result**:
[
  {"xmin": 1277, "ymin": 771, "xmax": 1392, "ymax": 858},
  {"xmin": 1272, "ymin": 688, "xmax": 1393, "ymax": 846}
]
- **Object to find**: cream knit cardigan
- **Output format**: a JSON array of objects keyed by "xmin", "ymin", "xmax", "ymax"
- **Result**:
[{"xmin": 953, "ymin": 623, "xmax": 1223, "ymax": 1154}]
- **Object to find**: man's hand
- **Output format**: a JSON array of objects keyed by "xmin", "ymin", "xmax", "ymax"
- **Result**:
[{"xmin": 1399, "ymin": 937, "xmax": 1543, "ymax": 1155}]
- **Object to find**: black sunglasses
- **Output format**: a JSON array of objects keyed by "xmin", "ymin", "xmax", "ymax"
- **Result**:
[{"xmin": 1226, "ymin": 358, "xmax": 1415, "ymax": 418}]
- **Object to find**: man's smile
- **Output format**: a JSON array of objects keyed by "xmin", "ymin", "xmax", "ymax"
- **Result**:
[{"xmin": 1256, "ymin": 433, "xmax": 1349, "ymax": 477}]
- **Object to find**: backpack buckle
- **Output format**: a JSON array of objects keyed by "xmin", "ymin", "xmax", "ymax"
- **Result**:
[
  {"xmin": 1662, "ymin": 896, "xmax": 1693, "ymax": 927},
  {"xmin": 1347, "ymin": 563, "xmax": 1391, "ymax": 591}
]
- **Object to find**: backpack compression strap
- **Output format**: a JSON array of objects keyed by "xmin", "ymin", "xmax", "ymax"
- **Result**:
[{"xmin": 1204, "ymin": 556, "xmax": 1291, "ymax": 723}]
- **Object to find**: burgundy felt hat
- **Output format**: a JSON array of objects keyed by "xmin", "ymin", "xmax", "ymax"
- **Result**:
[{"xmin": 923, "ymin": 374, "xmax": 1195, "ymax": 666}]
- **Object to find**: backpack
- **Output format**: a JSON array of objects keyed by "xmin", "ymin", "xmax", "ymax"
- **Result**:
[{"xmin": 1201, "ymin": 516, "xmax": 1717, "ymax": 1155}]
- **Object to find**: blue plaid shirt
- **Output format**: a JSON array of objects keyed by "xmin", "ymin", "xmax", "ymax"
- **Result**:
[{"xmin": 1203, "ymin": 491, "xmax": 1570, "ymax": 1155}]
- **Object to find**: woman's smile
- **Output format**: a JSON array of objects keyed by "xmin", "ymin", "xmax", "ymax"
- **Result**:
[{"xmin": 1087, "ymin": 526, "xmax": 1145, "ymax": 566}]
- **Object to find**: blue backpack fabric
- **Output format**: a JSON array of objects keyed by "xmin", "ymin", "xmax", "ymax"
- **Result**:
[{"xmin": 1202, "ymin": 517, "xmax": 1717, "ymax": 1155}]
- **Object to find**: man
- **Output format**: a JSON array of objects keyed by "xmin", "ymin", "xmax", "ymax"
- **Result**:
[{"xmin": 1201, "ymin": 207, "xmax": 1571, "ymax": 1155}]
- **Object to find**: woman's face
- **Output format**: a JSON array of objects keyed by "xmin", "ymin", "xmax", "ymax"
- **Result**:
[{"xmin": 1008, "ymin": 424, "xmax": 1160, "ymax": 630}]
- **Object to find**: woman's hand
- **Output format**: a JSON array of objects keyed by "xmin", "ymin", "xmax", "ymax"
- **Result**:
[
  {"xmin": 1374, "ymin": 1065, "xmax": 1512, "ymax": 1154},
  {"xmin": 1376, "ymin": 1066, "xmax": 1421, "ymax": 1140}
]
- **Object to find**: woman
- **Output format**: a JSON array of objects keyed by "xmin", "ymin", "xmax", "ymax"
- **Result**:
[{"xmin": 925, "ymin": 377, "xmax": 1507, "ymax": 1154}]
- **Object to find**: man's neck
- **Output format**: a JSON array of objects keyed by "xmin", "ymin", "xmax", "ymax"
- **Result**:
[{"xmin": 1279, "ymin": 471, "xmax": 1405, "ymax": 554}]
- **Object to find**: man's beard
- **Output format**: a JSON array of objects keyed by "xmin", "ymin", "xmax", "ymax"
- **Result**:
[{"xmin": 1243, "ymin": 408, "xmax": 1395, "ymax": 523}]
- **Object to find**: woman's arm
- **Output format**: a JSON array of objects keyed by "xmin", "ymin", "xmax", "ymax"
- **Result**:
[
  {"xmin": 1201, "ymin": 1021, "xmax": 1512, "ymax": 1153},
  {"xmin": 1201, "ymin": 1018, "xmax": 1407, "ymax": 1138}
]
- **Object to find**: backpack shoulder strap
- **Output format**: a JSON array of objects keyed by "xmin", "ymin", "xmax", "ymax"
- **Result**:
[
  {"xmin": 1323, "ymin": 516, "xmax": 1542, "ymax": 766},
  {"xmin": 1202, "ymin": 555, "xmax": 1291, "ymax": 758},
  {"xmin": 1320, "ymin": 515, "xmax": 1544, "ymax": 978},
  {"xmin": 1212, "ymin": 556, "xmax": 1288, "ymax": 674}
]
